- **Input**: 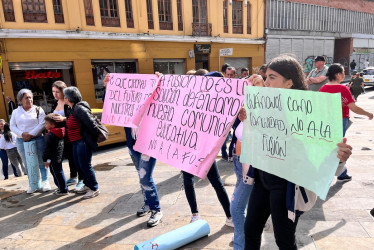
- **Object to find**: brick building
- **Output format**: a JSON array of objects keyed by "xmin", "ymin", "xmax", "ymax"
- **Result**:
[{"xmin": 265, "ymin": 0, "xmax": 374, "ymax": 74}]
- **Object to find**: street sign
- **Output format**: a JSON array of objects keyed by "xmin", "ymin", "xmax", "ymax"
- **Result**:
[{"xmin": 220, "ymin": 48, "xmax": 233, "ymax": 56}]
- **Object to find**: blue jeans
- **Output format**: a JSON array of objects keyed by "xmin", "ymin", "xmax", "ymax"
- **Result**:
[
  {"xmin": 125, "ymin": 127, "xmax": 160, "ymax": 211},
  {"xmin": 230, "ymin": 155, "xmax": 253, "ymax": 250},
  {"xmin": 128, "ymin": 147, "xmax": 160, "ymax": 211},
  {"xmin": 72, "ymin": 140, "xmax": 98, "ymax": 191},
  {"xmin": 339, "ymin": 118, "xmax": 349, "ymax": 178},
  {"xmin": 0, "ymin": 149, "xmax": 19, "ymax": 179},
  {"xmin": 49, "ymin": 162, "xmax": 68, "ymax": 193},
  {"xmin": 16, "ymin": 136, "xmax": 48, "ymax": 181}
]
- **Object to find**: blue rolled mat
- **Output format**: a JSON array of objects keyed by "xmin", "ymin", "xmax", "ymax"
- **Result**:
[
  {"xmin": 24, "ymin": 140, "xmax": 41, "ymax": 190},
  {"xmin": 134, "ymin": 220, "xmax": 210, "ymax": 250}
]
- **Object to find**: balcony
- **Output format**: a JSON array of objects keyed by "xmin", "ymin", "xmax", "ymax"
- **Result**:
[
  {"xmin": 192, "ymin": 23, "xmax": 212, "ymax": 36},
  {"xmin": 101, "ymin": 17, "xmax": 120, "ymax": 27}
]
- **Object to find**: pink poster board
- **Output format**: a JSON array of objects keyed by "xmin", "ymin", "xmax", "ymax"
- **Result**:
[
  {"xmin": 102, "ymin": 73, "xmax": 158, "ymax": 128},
  {"xmin": 134, "ymin": 75, "xmax": 247, "ymax": 179}
]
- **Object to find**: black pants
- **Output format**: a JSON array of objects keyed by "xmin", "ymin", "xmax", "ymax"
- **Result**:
[
  {"xmin": 245, "ymin": 170, "xmax": 299, "ymax": 250},
  {"xmin": 182, "ymin": 161, "xmax": 231, "ymax": 218},
  {"xmin": 49, "ymin": 162, "xmax": 68, "ymax": 192},
  {"xmin": 228, "ymin": 133, "xmax": 237, "ymax": 158},
  {"xmin": 64, "ymin": 139, "xmax": 82, "ymax": 180}
]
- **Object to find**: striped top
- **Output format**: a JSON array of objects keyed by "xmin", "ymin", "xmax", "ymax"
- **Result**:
[{"xmin": 66, "ymin": 114, "xmax": 82, "ymax": 142}]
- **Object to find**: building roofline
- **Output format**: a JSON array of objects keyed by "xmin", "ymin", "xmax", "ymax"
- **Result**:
[{"xmin": 0, "ymin": 29, "xmax": 265, "ymax": 45}]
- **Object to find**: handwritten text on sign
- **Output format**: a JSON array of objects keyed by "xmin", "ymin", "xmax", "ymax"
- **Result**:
[
  {"xmin": 240, "ymin": 86, "xmax": 343, "ymax": 200},
  {"xmin": 134, "ymin": 75, "xmax": 247, "ymax": 178},
  {"xmin": 101, "ymin": 74, "xmax": 158, "ymax": 127}
]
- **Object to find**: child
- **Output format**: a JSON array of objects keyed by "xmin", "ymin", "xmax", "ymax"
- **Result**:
[
  {"xmin": 43, "ymin": 114, "xmax": 68, "ymax": 195},
  {"xmin": 0, "ymin": 123, "xmax": 25, "ymax": 177}
]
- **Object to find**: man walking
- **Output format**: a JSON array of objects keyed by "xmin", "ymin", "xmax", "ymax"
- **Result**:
[
  {"xmin": 306, "ymin": 56, "xmax": 329, "ymax": 91},
  {"xmin": 364, "ymin": 59, "xmax": 370, "ymax": 69},
  {"xmin": 350, "ymin": 60, "xmax": 356, "ymax": 74}
]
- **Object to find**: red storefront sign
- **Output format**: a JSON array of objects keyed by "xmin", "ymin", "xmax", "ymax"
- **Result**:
[{"xmin": 24, "ymin": 70, "xmax": 62, "ymax": 79}]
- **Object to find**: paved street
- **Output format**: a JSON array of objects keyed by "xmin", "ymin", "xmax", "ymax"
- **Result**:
[{"xmin": 1, "ymin": 88, "xmax": 374, "ymax": 250}]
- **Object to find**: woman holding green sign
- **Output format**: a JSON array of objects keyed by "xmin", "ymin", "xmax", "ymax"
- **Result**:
[{"xmin": 239, "ymin": 55, "xmax": 353, "ymax": 250}]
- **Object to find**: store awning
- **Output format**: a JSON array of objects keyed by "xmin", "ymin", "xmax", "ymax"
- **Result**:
[{"xmin": 9, "ymin": 62, "xmax": 73, "ymax": 70}]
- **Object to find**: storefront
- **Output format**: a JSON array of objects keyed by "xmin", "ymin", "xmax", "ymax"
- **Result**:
[
  {"xmin": 9, "ymin": 62, "xmax": 75, "ymax": 113},
  {"xmin": 91, "ymin": 60, "xmax": 138, "ymax": 101}
]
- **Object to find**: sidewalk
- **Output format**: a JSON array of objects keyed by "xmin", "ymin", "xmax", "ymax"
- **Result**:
[{"xmin": 1, "ymin": 88, "xmax": 374, "ymax": 249}]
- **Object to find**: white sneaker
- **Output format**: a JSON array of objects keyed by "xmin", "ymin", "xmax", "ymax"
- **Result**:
[
  {"xmin": 225, "ymin": 217, "xmax": 234, "ymax": 227},
  {"xmin": 83, "ymin": 189, "xmax": 100, "ymax": 199},
  {"xmin": 76, "ymin": 185, "xmax": 90, "ymax": 194},
  {"xmin": 190, "ymin": 213, "xmax": 200, "ymax": 223},
  {"xmin": 147, "ymin": 210, "xmax": 163, "ymax": 227},
  {"xmin": 26, "ymin": 187, "xmax": 37, "ymax": 194},
  {"xmin": 42, "ymin": 181, "xmax": 51, "ymax": 192}
]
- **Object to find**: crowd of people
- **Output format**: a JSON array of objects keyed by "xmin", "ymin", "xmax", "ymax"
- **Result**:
[{"xmin": 0, "ymin": 54, "xmax": 366, "ymax": 250}]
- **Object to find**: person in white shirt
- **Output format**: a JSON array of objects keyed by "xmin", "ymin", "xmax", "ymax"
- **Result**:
[
  {"xmin": 0, "ymin": 122, "xmax": 25, "ymax": 177},
  {"xmin": 364, "ymin": 59, "xmax": 370, "ymax": 69},
  {"xmin": 10, "ymin": 89, "xmax": 51, "ymax": 193}
]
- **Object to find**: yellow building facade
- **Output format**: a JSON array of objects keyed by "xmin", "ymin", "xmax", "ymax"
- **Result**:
[{"xmin": 0, "ymin": 0, "xmax": 264, "ymax": 119}]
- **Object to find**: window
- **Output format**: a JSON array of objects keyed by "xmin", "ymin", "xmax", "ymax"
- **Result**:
[
  {"xmin": 124, "ymin": 0, "xmax": 134, "ymax": 28},
  {"xmin": 158, "ymin": 0, "xmax": 173, "ymax": 30},
  {"xmin": 223, "ymin": 0, "xmax": 228, "ymax": 33},
  {"xmin": 84, "ymin": 0, "xmax": 95, "ymax": 25},
  {"xmin": 91, "ymin": 60, "xmax": 137, "ymax": 101},
  {"xmin": 177, "ymin": 0, "xmax": 183, "ymax": 31},
  {"xmin": 192, "ymin": 0, "xmax": 210, "ymax": 36},
  {"xmin": 154, "ymin": 59, "xmax": 185, "ymax": 75},
  {"xmin": 21, "ymin": 0, "xmax": 47, "ymax": 23},
  {"xmin": 146, "ymin": 0, "xmax": 154, "ymax": 29},
  {"xmin": 99, "ymin": 0, "xmax": 120, "ymax": 27},
  {"xmin": 232, "ymin": 0, "xmax": 243, "ymax": 34},
  {"xmin": 192, "ymin": 0, "xmax": 207, "ymax": 24},
  {"xmin": 247, "ymin": 3, "xmax": 251, "ymax": 34},
  {"xmin": 53, "ymin": 0, "xmax": 64, "ymax": 23},
  {"xmin": 2, "ymin": 0, "xmax": 15, "ymax": 22}
]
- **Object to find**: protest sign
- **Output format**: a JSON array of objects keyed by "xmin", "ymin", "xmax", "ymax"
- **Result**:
[
  {"xmin": 134, "ymin": 75, "xmax": 247, "ymax": 178},
  {"xmin": 240, "ymin": 86, "xmax": 343, "ymax": 200},
  {"xmin": 102, "ymin": 74, "xmax": 158, "ymax": 128}
]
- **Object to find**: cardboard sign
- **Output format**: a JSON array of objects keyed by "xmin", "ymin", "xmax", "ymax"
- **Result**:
[
  {"xmin": 134, "ymin": 75, "xmax": 247, "ymax": 178},
  {"xmin": 240, "ymin": 86, "xmax": 343, "ymax": 199},
  {"xmin": 102, "ymin": 74, "xmax": 158, "ymax": 128}
]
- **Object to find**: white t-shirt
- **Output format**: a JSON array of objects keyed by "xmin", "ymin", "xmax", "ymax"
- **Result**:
[
  {"xmin": 364, "ymin": 61, "xmax": 370, "ymax": 69},
  {"xmin": 10, "ymin": 105, "xmax": 45, "ymax": 138},
  {"xmin": 0, "ymin": 132, "xmax": 17, "ymax": 150},
  {"xmin": 235, "ymin": 122, "xmax": 243, "ymax": 142}
]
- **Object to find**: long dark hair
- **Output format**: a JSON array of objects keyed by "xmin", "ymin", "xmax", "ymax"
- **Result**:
[
  {"xmin": 3, "ymin": 123, "xmax": 12, "ymax": 143},
  {"xmin": 267, "ymin": 55, "xmax": 307, "ymax": 90}
]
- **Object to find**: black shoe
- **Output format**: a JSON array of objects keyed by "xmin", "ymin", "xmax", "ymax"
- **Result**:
[
  {"xmin": 370, "ymin": 208, "xmax": 374, "ymax": 217},
  {"xmin": 137, "ymin": 205, "xmax": 151, "ymax": 217},
  {"xmin": 337, "ymin": 175, "xmax": 352, "ymax": 182}
]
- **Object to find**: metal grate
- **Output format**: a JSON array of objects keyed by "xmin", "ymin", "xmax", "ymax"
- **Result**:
[
  {"xmin": 232, "ymin": 0, "xmax": 243, "ymax": 34},
  {"xmin": 146, "ymin": 0, "xmax": 154, "ymax": 29},
  {"xmin": 2, "ymin": 0, "xmax": 15, "ymax": 22},
  {"xmin": 21, "ymin": 0, "xmax": 47, "ymax": 23},
  {"xmin": 53, "ymin": 0, "xmax": 64, "ymax": 23},
  {"xmin": 247, "ymin": 2, "xmax": 251, "ymax": 34},
  {"xmin": 124, "ymin": 0, "xmax": 134, "ymax": 28},
  {"xmin": 158, "ymin": 0, "xmax": 173, "ymax": 30},
  {"xmin": 99, "ymin": 0, "xmax": 120, "ymax": 27},
  {"xmin": 84, "ymin": 0, "xmax": 95, "ymax": 26},
  {"xmin": 177, "ymin": 0, "xmax": 183, "ymax": 31},
  {"xmin": 267, "ymin": 0, "xmax": 374, "ymax": 35},
  {"xmin": 223, "ymin": 0, "xmax": 228, "ymax": 33}
]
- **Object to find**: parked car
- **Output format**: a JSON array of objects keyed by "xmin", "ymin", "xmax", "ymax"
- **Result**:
[
  {"xmin": 363, "ymin": 67, "xmax": 374, "ymax": 86},
  {"xmin": 92, "ymin": 109, "xmax": 127, "ymax": 147}
]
